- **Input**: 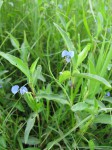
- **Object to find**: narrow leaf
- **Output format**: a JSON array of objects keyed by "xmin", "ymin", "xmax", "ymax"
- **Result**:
[
  {"xmin": 32, "ymin": 65, "xmax": 45, "ymax": 87},
  {"xmin": 20, "ymin": 31, "xmax": 30, "ymax": 62},
  {"xmin": 30, "ymin": 58, "xmax": 39, "ymax": 74},
  {"xmin": 24, "ymin": 113, "xmax": 36, "ymax": 144}
]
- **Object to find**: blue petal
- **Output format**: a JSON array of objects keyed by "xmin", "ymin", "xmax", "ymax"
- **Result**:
[
  {"xmin": 62, "ymin": 50, "xmax": 69, "ymax": 57},
  {"xmin": 20, "ymin": 86, "xmax": 28, "ymax": 95},
  {"xmin": 11, "ymin": 85, "xmax": 19, "ymax": 94},
  {"xmin": 58, "ymin": 4, "xmax": 63, "ymax": 9},
  {"xmin": 0, "ymin": 85, "xmax": 2, "ymax": 88},
  {"xmin": 68, "ymin": 51, "xmax": 74, "ymax": 58},
  {"xmin": 65, "ymin": 56, "xmax": 71, "ymax": 63},
  {"xmin": 106, "ymin": 92, "xmax": 110, "ymax": 97}
]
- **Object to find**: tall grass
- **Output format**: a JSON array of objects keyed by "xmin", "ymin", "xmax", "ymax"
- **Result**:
[{"xmin": 0, "ymin": 0, "xmax": 112, "ymax": 149}]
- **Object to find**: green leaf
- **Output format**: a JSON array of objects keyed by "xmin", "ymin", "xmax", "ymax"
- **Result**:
[
  {"xmin": 59, "ymin": 71, "xmax": 71, "ymax": 83},
  {"xmin": 77, "ymin": 43, "xmax": 91, "ymax": 67},
  {"xmin": 0, "ymin": 136, "xmax": 6, "ymax": 148},
  {"xmin": 22, "ymin": 136, "xmax": 40, "ymax": 145},
  {"xmin": 100, "ymin": 44, "xmax": 112, "ymax": 76},
  {"xmin": 74, "ymin": 73, "xmax": 111, "ymax": 88},
  {"xmin": 54, "ymin": 22, "xmax": 77, "ymax": 64},
  {"xmin": 32, "ymin": 65, "xmax": 45, "ymax": 87},
  {"xmin": 83, "ymin": 8, "xmax": 92, "ymax": 39},
  {"xmin": 7, "ymin": 32, "xmax": 20, "ymax": 49},
  {"xmin": 71, "ymin": 102, "xmax": 88, "ymax": 112},
  {"xmin": 24, "ymin": 92, "xmax": 42, "ymax": 112},
  {"xmin": 0, "ymin": 52, "xmax": 30, "ymax": 78},
  {"xmin": 30, "ymin": 58, "xmax": 39, "ymax": 74},
  {"xmin": 97, "ymin": 12, "xmax": 103, "ymax": 36},
  {"xmin": 15, "ymin": 101, "xmax": 25, "ymax": 112},
  {"xmin": 95, "ymin": 114, "xmax": 112, "ymax": 124},
  {"xmin": 36, "ymin": 93, "xmax": 69, "ymax": 105},
  {"xmin": 88, "ymin": 140, "xmax": 95, "ymax": 150},
  {"xmin": 24, "ymin": 113, "xmax": 36, "ymax": 144},
  {"xmin": 20, "ymin": 31, "xmax": 30, "ymax": 63},
  {"xmin": 0, "ymin": 70, "xmax": 8, "ymax": 76},
  {"xmin": 23, "ymin": 148, "xmax": 40, "ymax": 150},
  {"xmin": 0, "ymin": 0, "xmax": 3, "ymax": 9},
  {"xmin": 102, "ymin": 97, "xmax": 112, "ymax": 104}
]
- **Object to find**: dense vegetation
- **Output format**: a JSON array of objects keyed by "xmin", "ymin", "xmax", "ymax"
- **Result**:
[{"xmin": 0, "ymin": 0, "xmax": 112, "ymax": 149}]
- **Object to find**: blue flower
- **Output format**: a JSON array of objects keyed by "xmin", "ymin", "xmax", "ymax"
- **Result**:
[
  {"xmin": 58, "ymin": 4, "xmax": 63, "ymax": 9},
  {"xmin": 11, "ymin": 85, "xmax": 28, "ymax": 95},
  {"xmin": 11, "ymin": 85, "xmax": 19, "ymax": 94},
  {"xmin": 106, "ymin": 92, "xmax": 111, "ymax": 97},
  {"xmin": 20, "ymin": 86, "xmax": 28, "ymax": 95},
  {"xmin": 0, "ymin": 85, "xmax": 2, "ymax": 88},
  {"xmin": 62, "ymin": 50, "xmax": 74, "ymax": 63}
]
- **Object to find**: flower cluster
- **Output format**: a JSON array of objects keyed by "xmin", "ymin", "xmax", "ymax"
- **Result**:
[
  {"xmin": 11, "ymin": 85, "xmax": 28, "ymax": 95},
  {"xmin": 62, "ymin": 50, "xmax": 74, "ymax": 63}
]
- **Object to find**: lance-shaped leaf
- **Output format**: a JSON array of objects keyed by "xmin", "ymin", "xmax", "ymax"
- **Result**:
[
  {"xmin": 21, "ymin": 31, "xmax": 30, "ymax": 63},
  {"xmin": 59, "ymin": 71, "xmax": 71, "ymax": 83},
  {"xmin": 36, "ymin": 93, "xmax": 69, "ymax": 105},
  {"xmin": 71, "ymin": 102, "xmax": 88, "ymax": 112},
  {"xmin": 24, "ymin": 113, "xmax": 36, "ymax": 144},
  {"xmin": 7, "ymin": 32, "xmax": 20, "ymax": 50},
  {"xmin": 77, "ymin": 43, "xmax": 91, "ymax": 67},
  {"xmin": 73, "ymin": 72, "xmax": 111, "ymax": 88},
  {"xmin": 0, "ymin": 52, "xmax": 30, "ymax": 78}
]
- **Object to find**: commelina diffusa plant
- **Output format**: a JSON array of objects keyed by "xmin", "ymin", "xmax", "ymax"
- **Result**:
[{"xmin": 0, "ymin": 8, "xmax": 112, "ymax": 150}]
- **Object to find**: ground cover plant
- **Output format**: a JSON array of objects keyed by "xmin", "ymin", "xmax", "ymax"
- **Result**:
[{"xmin": 0, "ymin": 0, "xmax": 112, "ymax": 149}]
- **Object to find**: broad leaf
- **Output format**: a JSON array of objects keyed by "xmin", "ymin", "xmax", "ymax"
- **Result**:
[
  {"xmin": 59, "ymin": 71, "xmax": 71, "ymax": 83},
  {"xmin": 95, "ymin": 114, "xmax": 112, "ymax": 124},
  {"xmin": 36, "ymin": 93, "xmax": 69, "ymax": 105},
  {"xmin": 0, "ymin": 52, "xmax": 30, "ymax": 78},
  {"xmin": 102, "ymin": 97, "xmax": 112, "ymax": 104},
  {"xmin": 71, "ymin": 102, "xmax": 88, "ymax": 112},
  {"xmin": 77, "ymin": 43, "xmax": 91, "ymax": 67},
  {"xmin": 74, "ymin": 73, "xmax": 111, "ymax": 88}
]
